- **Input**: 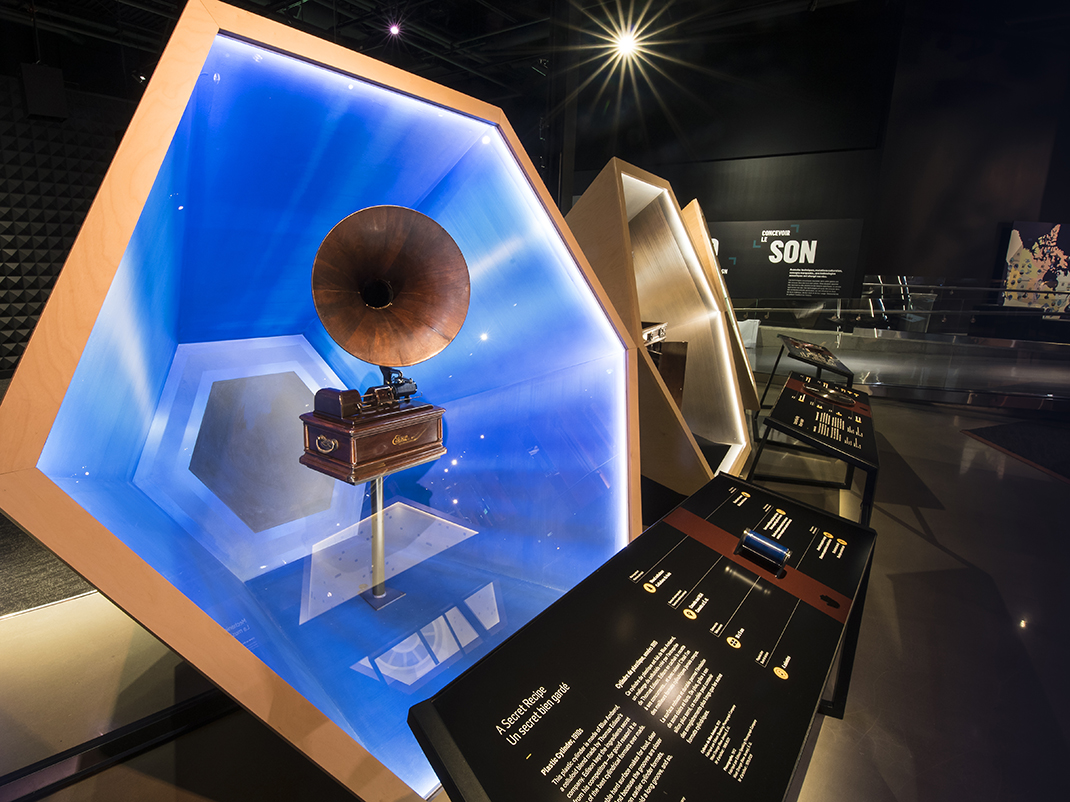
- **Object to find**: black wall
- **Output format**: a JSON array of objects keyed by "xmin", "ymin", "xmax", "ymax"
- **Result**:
[
  {"xmin": 870, "ymin": 1, "xmax": 1069, "ymax": 282},
  {"xmin": 574, "ymin": 0, "xmax": 1070, "ymax": 288}
]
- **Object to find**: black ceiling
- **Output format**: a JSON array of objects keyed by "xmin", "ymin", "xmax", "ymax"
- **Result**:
[
  {"xmin": 3, "ymin": 1, "xmax": 1070, "ymax": 190},
  {"xmin": 0, "ymin": 2, "xmax": 865, "ymax": 100}
]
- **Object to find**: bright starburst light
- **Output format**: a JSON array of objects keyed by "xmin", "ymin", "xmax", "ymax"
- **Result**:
[
  {"xmin": 563, "ymin": 0, "xmax": 737, "ymax": 153},
  {"xmin": 614, "ymin": 29, "xmax": 639, "ymax": 57}
]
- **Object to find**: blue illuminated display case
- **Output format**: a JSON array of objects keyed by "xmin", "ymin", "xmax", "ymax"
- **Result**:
[{"xmin": 0, "ymin": 3, "xmax": 637, "ymax": 799}]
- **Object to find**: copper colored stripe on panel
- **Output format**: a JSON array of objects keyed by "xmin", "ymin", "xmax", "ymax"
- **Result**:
[
  {"xmin": 664, "ymin": 507, "xmax": 852, "ymax": 624},
  {"xmin": 784, "ymin": 376, "xmax": 871, "ymax": 417}
]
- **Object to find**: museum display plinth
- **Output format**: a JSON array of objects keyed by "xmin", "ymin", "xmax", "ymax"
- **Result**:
[
  {"xmin": 0, "ymin": 3, "xmax": 640, "ymax": 799},
  {"xmin": 409, "ymin": 474, "xmax": 875, "ymax": 802}
]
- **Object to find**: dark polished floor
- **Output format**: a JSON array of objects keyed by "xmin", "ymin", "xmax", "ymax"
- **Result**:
[
  {"xmin": 775, "ymin": 395, "xmax": 1069, "ymax": 802},
  {"xmin": 4, "ymin": 375, "xmax": 1069, "ymax": 801}
]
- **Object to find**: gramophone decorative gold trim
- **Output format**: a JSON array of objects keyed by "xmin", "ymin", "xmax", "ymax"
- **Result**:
[{"xmin": 300, "ymin": 204, "xmax": 470, "ymax": 608}]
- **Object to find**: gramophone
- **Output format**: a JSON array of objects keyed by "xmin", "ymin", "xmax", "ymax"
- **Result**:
[{"xmin": 300, "ymin": 205, "xmax": 470, "ymax": 608}]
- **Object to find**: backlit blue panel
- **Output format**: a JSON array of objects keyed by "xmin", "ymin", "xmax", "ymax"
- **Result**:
[{"xmin": 39, "ymin": 35, "xmax": 628, "ymax": 797}]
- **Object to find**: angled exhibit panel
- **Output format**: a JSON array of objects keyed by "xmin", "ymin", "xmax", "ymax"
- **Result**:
[
  {"xmin": 0, "ymin": 2, "xmax": 640, "ymax": 800},
  {"xmin": 567, "ymin": 158, "xmax": 751, "ymax": 490},
  {"xmin": 681, "ymin": 200, "xmax": 761, "ymax": 412}
]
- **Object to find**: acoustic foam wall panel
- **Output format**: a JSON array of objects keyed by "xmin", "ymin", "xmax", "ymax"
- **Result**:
[
  {"xmin": 0, "ymin": 3, "xmax": 640, "ymax": 799},
  {"xmin": 0, "ymin": 76, "xmax": 132, "ymax": 378}
]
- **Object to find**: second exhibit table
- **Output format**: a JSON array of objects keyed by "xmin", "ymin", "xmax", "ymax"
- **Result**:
[
  {"xmin": 749, "ymin": 372, "xmax": 880, "ymax": 527},
  {"xmin": 409, "ymin": 474, "xmax": 875, "ymax": 802}
]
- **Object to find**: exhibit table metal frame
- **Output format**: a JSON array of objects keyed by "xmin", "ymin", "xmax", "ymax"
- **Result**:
[{"xmin": 748, "ymin": 372, "xmax": 879, "ymax": 528}]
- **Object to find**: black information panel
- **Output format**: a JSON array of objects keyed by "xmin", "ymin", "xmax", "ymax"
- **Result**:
[
  {"xmin": 409, "ymin": 475, "xmax": 875, "ymax": 802},
  {"xmin": 777, "ymin": 335, "xmax": 853, "ymax": 380},
  {"xmin": 765, "ymin": 372, "xmax": 878, "ymax": 470},
  {"xmin": 710, "ymin": 219, "xmax": 864, "ymax": 299}
]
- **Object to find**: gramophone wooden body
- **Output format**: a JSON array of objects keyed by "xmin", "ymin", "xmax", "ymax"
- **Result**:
[{"xmin": 300, "ymin": 401, "xmax": 445, "ymax": 484}]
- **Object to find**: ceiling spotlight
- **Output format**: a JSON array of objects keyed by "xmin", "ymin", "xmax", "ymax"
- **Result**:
[
  {"xmin": 568, "ymin": 0, "xmax": 727, "ymax": 157},
  {"xmin": 614, "ymin": 30, "xmax": 638, "ymax": 58},
  {"xmin": 388, "ymin": 23, "xmax": 401, "ymax": 36}
]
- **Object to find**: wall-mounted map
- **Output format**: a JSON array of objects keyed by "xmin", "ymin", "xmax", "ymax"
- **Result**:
[{"xmin": 1004, "ymin": 222, "xmax": 1070, "ymax": 313}]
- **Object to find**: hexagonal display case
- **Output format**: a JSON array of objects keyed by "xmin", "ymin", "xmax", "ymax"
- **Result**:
[
  {"xmin": 0, "ymin": 3, "xmax": 638, "ymax": 799},
  {"xmin": 567, "ymin": 159, "xmax": 752, "ymax": 503}
]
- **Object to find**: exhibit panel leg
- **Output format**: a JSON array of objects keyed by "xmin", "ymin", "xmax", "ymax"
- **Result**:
[
  {"xmin": 758, "ymin": 344, "xmax": 786, "ymax": 410},
  {"xmin": 819, "ymin": 551, "xmax": 873, "ymax": 719}
]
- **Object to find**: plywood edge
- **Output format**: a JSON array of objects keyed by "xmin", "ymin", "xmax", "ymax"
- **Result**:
[
  {"xmin": 494, "ymin": 126, "xmax": 637, "ymax": 354},
  {"xmin": 609, "ymin": 158, "xmax": 672, "ymax": 196},
  {"xmin": 210, "ymin": 3, "xmax": 618, "ymax": 363},
  {"xmin": 0, "ymin": 468, "xmax": 420, "ymax": 802},
  {"xmin": 0, "ymin": 0, "xmax": 222, "ymax": 473},
  {"xmin": 626, "ymin": 348, "xmax": 643, "ymax": 541},
  {"xmin": 203, "ymin": 0, "xmax": 501, "ymax": 126},
  {"xmin": 566, "ymin": 161, "xmax": 643, "ymax": 339},
  {"xmin": 636, "ymin": 349, "xmax": 713, "ymax": 498},
  {"xmin": 680, "ymin": 200, "xmax": 761, "ymax": 411},
  {"xmin": 484, "ymin": 116, "xmax": 642, "ymax": 549}
]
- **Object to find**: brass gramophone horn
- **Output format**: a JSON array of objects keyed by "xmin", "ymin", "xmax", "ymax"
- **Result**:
[{"xmin": 311, "ymin": 206, "xmax": 470, "ymax": 367}]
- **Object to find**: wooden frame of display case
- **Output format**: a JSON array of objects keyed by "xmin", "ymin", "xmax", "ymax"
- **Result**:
[
  {"xmin": 567, "ymin": 159, "xmax": 753, "ymax": 503},
  {"xmin": 0, "ymin": 3, "xmax": 642, "ymax": 800}
]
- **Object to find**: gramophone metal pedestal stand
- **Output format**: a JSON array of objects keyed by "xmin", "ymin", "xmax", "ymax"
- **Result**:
[
  {"xmin": 359, "ymin": 474, "xmax": 406, "ymax": 610},
  {"xmin": 299, "ymin": 388, "xmax": 447, "ymax": 612}
]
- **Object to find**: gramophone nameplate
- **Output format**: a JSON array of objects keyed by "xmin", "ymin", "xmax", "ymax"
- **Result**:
[{"xmin": 300, "ymin": 403, "xmax": 446, "ymax": 484}]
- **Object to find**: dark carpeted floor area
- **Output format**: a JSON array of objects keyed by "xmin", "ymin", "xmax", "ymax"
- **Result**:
[
  {"xmin": 0, "ymin": 512, "xmax": 94, "ymax": 617},
  {"xmin": 0, "ymin": 378, "xmax": 95, "ymax": 617}
]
